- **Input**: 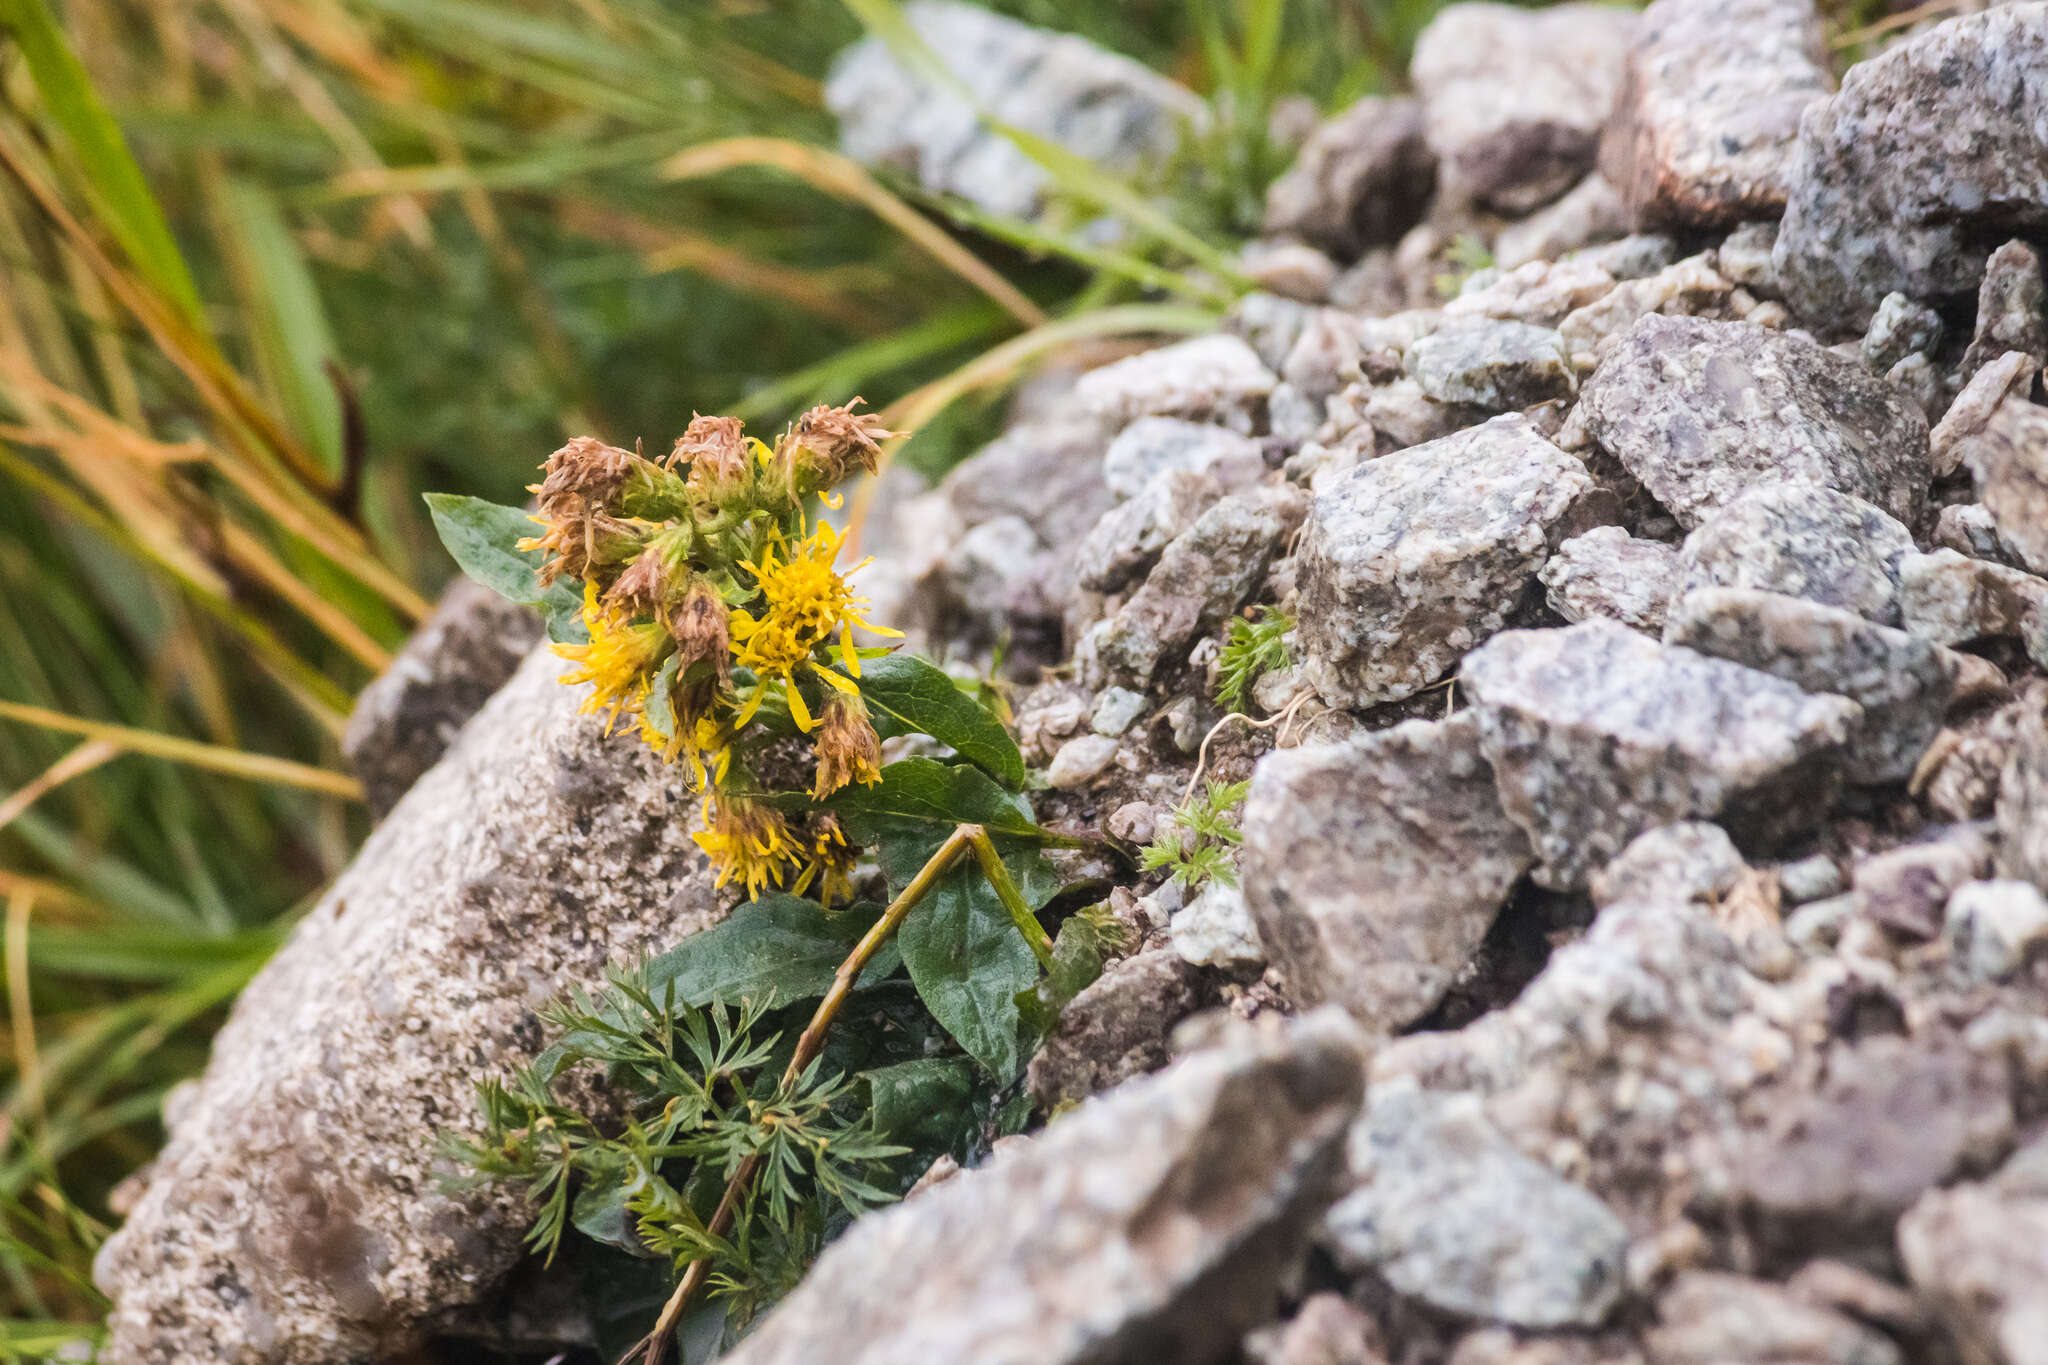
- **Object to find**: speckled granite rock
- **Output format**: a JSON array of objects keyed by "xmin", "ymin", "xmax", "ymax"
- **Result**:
[
  {"xmin": 1241, "ymin": 714, "xmax": 1534, "ymax": 1031},
  {"xmin": 95, "ymin": 646, "xmax": 717, "ymax": 1364},
  {"xmin": 1262, "ymin": 96, "xmax": 1436, "ymax": 260},
  {"xmin": 1960, "ymin": 395, "xmax": 2048, "ymax": 578},
  {"xmin": 1958, "ymin": 240, "xmax": 2048, "ymax": 385},
  {"xmin": 1539, "ymin": 526, "xmax": 1680, "ymax": 635},
  {"xmin": 342, "ymin": 578, "xmax": 542, "ymax": 818},
  {"xmin": 721, "ymin": 1011, "xmax": 1365, "ymax": 1365},
  {"xmin": 1897, "ymin": 549, "xmax": 2048, "ymax": 663},
  {"xmin": 1860, "ymin": 292, "xmax": 1944, "ymax": 376},
  {"xmin": 826, "ymin": 0, "xmax": 1202, "ymax": 222},
  {"xmin": 1590, "ymin": 821, "xmax": 1744, "ymax": 910},
  {"xmin": 1406, "ymin": 319, "xmax": 1573, "ymax": 409},
  {"xmin": 1647, "ymin": 1272, "xmax": 1902, "ymax": 1365},
  {"xmin": 1411, "ymin": 2, "xmax": 1638, "ymax": 213},
  {"xmin": 1100, "ymin": 418, "xmax": 1265, "ymax": 500},
  {"xmin": 1931, "ymin": 350, "xmax": 2036, "ymax": 480},
  {"xmin": 1997, "ymin": 699, "xmax": 2048, "ymax": 892},
  {"xmin": 1772, "ymin": 4, "xmax": 2048, "ymax": 327},
  {"xmin": 1599, "ymin": 0, "xmax": 1830, "ymax": 230},
  {"xmin": 1460, "ymin": 620, "xmax": 1859, "ymax": 887},
  {"xmin": 1074, "ymin": 469, "xmax": 1221, "ymax": 594},
  {"xmin": 1664, "ymin": 587, "xmax": 1952, "ymax": 785},
  {"xmin": 1579, "ymin": 315, "xmax": 1930, "ymax": 530},
  {"xmin": 1675, "ymin": 486, "xmax": 1917, "ymax": 626},
  {"xmin": 1297, "ymin": 415, "xmax": 1599, "ymax": 710},
  {"xmin": 1076, "ymin": 335, "xmax": 1277, "ymax": 433},
  {"xmin": 1025, "ymin": 948, "xmax": 1205, "ymax": 1111},
  {"xmin": 1899, "ymin": 1134, "xmax": 2048, "ymax": 1365}
]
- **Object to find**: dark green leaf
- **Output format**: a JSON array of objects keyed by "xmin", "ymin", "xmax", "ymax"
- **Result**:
[
  {"xmin": 859, "ymin": 1057, "xmax": 975, "ymax": 1147},
  {"xmin": 570, "ymin": 1151, "xmax": 657, "ymax": 1256},
  {"xmin": 422, "ymin": 492, "xmax": 586, "ymax": 641},
  {"xmin": 643, "ymin": 894, "xmax": 900, "ymax": 1009},
  {"xmin": 826, "ymin": 757, "xmax": 1044, "ymax": 854},
  {"xmin": 1016, "ymin": 915, "xmax": 1106, "ymax": 1039},
  {"xmin": 855, "ymin": 654, "xmax": 1023, "ymax": 789},
  {"xmin": 895, "ymin": 860, "xmax": 1039, "ymax": 1082}
]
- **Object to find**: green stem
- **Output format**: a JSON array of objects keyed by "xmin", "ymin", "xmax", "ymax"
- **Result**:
[{"xmin": 966, "ymin": 827, "xmax": 1056, "ymax": 970}]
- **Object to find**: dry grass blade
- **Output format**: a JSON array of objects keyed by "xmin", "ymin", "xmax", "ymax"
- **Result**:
[
  {"xmin": 0, "ymin": 742, "xmax": 119, "ymax": 838},
  {"xmin": 0, "ymin": 700, "xmax": 361, "ymax": 799}
]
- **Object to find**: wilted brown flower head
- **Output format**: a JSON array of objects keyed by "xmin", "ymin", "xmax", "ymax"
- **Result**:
[
  {"xmin": 673, "ymin": 576, "xmax": 732, "ymax": 686},
  {"xmin": 605, "ymin": 542, "xmax": 671, "ymax": 615},
  {"xmin": 534, "ymin": 436, "xmax": 637, "ymax": 517},
  {"xmin": 674, "ymin": 414, "xmax": 751, "ymax": 497},
  {"xmin": 785, "ymin": 400, "xmax": 891, "ymax": 487},
  {"xmin": 812, "ymin": 688, "xmax": 882, "ymax": 800}
]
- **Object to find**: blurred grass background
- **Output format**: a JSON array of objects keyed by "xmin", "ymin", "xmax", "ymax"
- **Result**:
[
  {"xmin": 0, "ymin": 0, "xmax": 1427, "ymax": 1350},
  {"xmin": 0, "ymin": 0, "xmax": 1905, "ymax": 1351}
]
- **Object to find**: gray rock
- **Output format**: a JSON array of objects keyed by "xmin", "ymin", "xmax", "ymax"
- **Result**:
[
  {"xmin": 1777, "ymin": 853, "xmax": 1843, "ymax": 905},
  {"xmin": 724, "ymin": 1012, "xmax": 1365, "ymax": 1365},
  {"xmin": 1599, "ymin": 0, "xmax": 1829, "ymax": 229},
  {"xmin": 1076, "ymin": 335, "xmax": 1277, "ymax": 434},
  {"xmin": 1555, "ymin": 253, "xmax": 1730, "ymax": 364},
  {"xmin": 1646, "ymin": 1272, "xmax": 1902, "ymax": 1365},
  {"xmin": 1263, "ymin": 96, "xmax": 1436, "ymax": 260},
  {"xmin": 1883, "ymin": 351, "xmax": 1944, "ymax": 421},
  {"xmin": 1899, "ymin": 1136, "xmax": 2048, "ymax": 1365},
  {"xmin": 1539, "ymin": 526, "xmax": 1681, "ymax": 635},
  {"xmin": 940, "ymin": 514, "xmax": 1043, "ymax": 624},
  {"xmin": 1860, "ymin": 292, "xmax": 1944, "ymax": 375},
  {"xmin": 1460, "ymin": 620, "xmax": 1859, "ymax": 888},
  {"xmin": 1406, "ymin": 320, "xmax": 1573, "ymax": 409},
  {"xmin": 1675, "ymin": 485, "xmax": 1916, "ymax": 626},
  {"xmin": 826, "ymin": 0, "xmax": 1202, "ymax": 223},
  {"xmin": 1961, "ymin": 395, "xmax": 2048, "ymax": 578},
  {"xmin": 1945, "ymin": 879, "xmax": 2048, "ymax": 984},
  {"xmin": 1240, "ymin": 241, "xmax": 1339, "ymax": 304},
  {"xmin": 1241, "ymin": 714, "xmax": 1534, "ymax": 1031},
  {"xmin": 943, "ymin": 413, "xmax": 1116, "ymax": 552},
  {"xmin": 1664, "ymin": 588, "xmax": 1952, "ymax": 786},
  {"xmin": 1897, "ymin": 549, "xmax": 2048, "ymax": 664},
  {"xmin": 1784, "ymin": 892, "xmax": 1855, "ymax": 953},
  {"xmin": 1773, "ymin": 4, "xmax": 2048, "ymax": 327},
  {"xmin": 1579, "ymin": 315, "xmax": 1931, "ymax": 531},
  {"xmin": 1090, "ymin": 686, "xmax": 1148, "ymax": 737},
  {"xmin": 1280, "ymin": 309, "xmax": 1367, "ymax": 405},
  {"xmin": 1101, "ymin": 417, "xmax": 1266, "ymax": 500},
  {"xmin": 1074, "ymin": 470, "xmax": 1221, "ymax": 594},
  {"xmin": 95, "ymin": 648, "xmax": 718, "ymax": 1364},
  {"xmin": 1360, "ymin": 377, "xmax": 1467, "ymax": 450},
  {"xmin": 1852, "ymin": 827, "xmax": 1992, "ymax": 940},
  {"xmin": 1997, "ymin": 699, "xmax": 2048, "ymax": 892},
  {"xmin": 1412, "ymin": 3, "xmax": 1638, "ymax": 213},
  {"xmin": 1297, "ymin": 416, "xmax": 1598, "ymax": 710},
  {"xmin": 1494, "ymin": 173, "xmax": 1630, "ymax": 271},
  {"xmin": 1443, "ymin": 258, "xmax": 1619, "ymax": 328},
  {"xmin": 1933, "ymin": 502, "xmax": 2024, "ymax": 567},
  {"xmin": 342, "ymin": 577, "xmax": 542, "ymax": 818},
  {"xmin": 1578, "ymin": 232, "xmax": 1684, "ymax": 283},
  {"xmin": 1714, "ymin": 221, "xmax": 1779, "ymax": 292},
  {"xmin": 1590, "ymin": 822, "xmax": 1744, "ymax": 910},
  {"xmin": 1326, "ymin": 1085, "xmax": 1628, "ymax": 1328},
  {"xmin": 1045, "ymin": 732, "xmax": 1120, "ymax": 790},
  {"xmin": 1958, "ymin": 239, "xmax": 2048, "ymax": 386},
  {"xmin": 1242, "ymin": 1293, "xmax": 1386, "ymax": 1365},
  {"xmin": 1930, "ymin": 349, "xmax": 2036, "ymax": 479},
  {"xmin": 1171, "ymin": 881, "xmax": 1266, "ymax": 970},
  {"xmin": 1025, "ymin": 949, "xmax": 1204, "ymax": 1111},
  {"xmin": 1100, "ymin": 484, "xmax": 1308, "ymax": 686}
]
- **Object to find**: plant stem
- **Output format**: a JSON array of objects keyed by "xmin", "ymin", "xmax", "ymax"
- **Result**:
[
  {"xmin": 965, "ymin": 828, "xmax": 1055, "ymax": 970},
  {"xmin": 623, "ymin": 823, "xmax": 981, "ymax": 1365}
]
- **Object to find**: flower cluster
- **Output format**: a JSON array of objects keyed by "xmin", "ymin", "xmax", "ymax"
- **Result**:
[{"xmin": 525, "ymin": 403, "xmax": 898, "ymax": 901}]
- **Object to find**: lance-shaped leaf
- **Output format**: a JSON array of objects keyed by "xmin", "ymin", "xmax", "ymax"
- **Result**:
[
  {"xmin": 642, "ymin": 894, "xmax": 901, "ymax": 1009},
  {"xmin": 424, "ymin": 492, "xmax": 587, "ymax": 643},
  {"xmin": 855, "ymin": 654, "xmax": 1023, "ymax": 789},
  {"xmin": 895, "ymin": 861, "xmax": 1040, "ymax": 1083}
]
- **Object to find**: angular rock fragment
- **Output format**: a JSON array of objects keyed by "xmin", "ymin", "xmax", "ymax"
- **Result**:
[
  {"xmin": 1025, "ymin": 949, "xmax": 1204, "ymax": 1111},
  {"xmin": 96, "ymin": 649, "xmax": 718, "ymax": 1364},
  {"xmin": 1241, "ymin": 714, "xmax": 1534, "ymax": 1030},
  {"xmin": 1997, "ymin": 700, "xmax": 2048, "ymax": 892},
  {"xmin": 1170, "ymin": 881, "xmax": 1266, "ymax": 970},
  {"xmin": 1859, "ymin": 292, "xmax": 1943, "ymax": 376},
  {"xmin": 1773, "ymin": 4, "xmax": 2048, "ymax": 327},
  {"xmin": 1100, "ymin": 417, "xmax": 1265, "ymax": 500},
  {"xmin": 1899, "ymin": 1135, "xmax": 2048, "ymax": 1365},
  {"xmin": 1932, "ymin": 502, "xmax": 2023, "ymax": 568},
  {"xmin": 1852, "ymin": 828, "xmax": 1992, "ymax": 940},
  {"xmin": 1554, "ymin": 253, "xmax": 1728, "ymax": 364},
  {"xmin": 1411, "ymin": 3, "xmax": 1637, "ymax": 213},
  {"xmin": 1897, "ymin": 549, "xmax": 2048, "ymax": 664},
  {"xmin": 1599, "ymin": 0, "xmax": 1830, "ymax": 230},
  {"xmin": 1539, "ymin": 526, "xmax": 1680, "ymax": 635},
  {"xmin": 1242, "ymin": 1293, "xmax": 1386, "ymax": 1365},
  {"xmin": 1590, "ymin": 822, "xmax": 1744, "ymax": 910},
  {"xmin": 1958, "ymin": 240, "xmax": 2048, "ymax": 385},
  {"xmin": 342, "ymin": 577, "xmax": 542, "ymax": 818},
  {"xmin": 827, "ymin": 0, "xmax": 1202, "ymax": 222},
  {"xmin": 1406, "ymin": 319, "xmax": 1573, "ymax": 409},
  {"xmin": 1262, "ymin": 96, "xmax": 1436, "ymax": 260},
  {"xmin": 942, "ymin": 413, "xmax": 1116, "ymax": 553},
  {"xmin": 1664, "ymin": 588, "xmax": 1952, "ymax": 785},
  {"xmin": 1297, "ymin": 415, "xmax": 1597, "ymax": 709},
  {"xmin": 1494, "ymin": 174, "xmax": 1629, "ymax": 270},
  {"xmin": 1930, "ymin": 350, "xmax": 2036, "ymax": 479},
  {"xmin": 1646, "ymin": 1272, "xmax": 1902, "ymax": 1365},
  {"xmin": 1960, "ymin": 395, "xmax": 2048, "ymax": 578},
  {"xmin": 1945, "ymin": 880, "xmax": 2048, "ymax": 984},
  {"xmin": 1099, "ymin": 484, "xmax": 1307, "ymax": 686},
  {"xmin": 1076, "ymin": 335, "xmax": 1277, "ymax": 433},
  {"xmin": 723, "ymin": 1013, "xmax": 1365, "ymax": 1365},
  {"xmin": 1443, "ymin": 258, "xmax": 1617, "ymax": 328},
  {"xmin": 1460, "ymin": 620, "xmax": 1859, "ymax": 887},
  {"xmin": 1579, "ymin": 315, "xmax": 1930, "ymax": 530},
  {"xmin": 1325, "ymin": 1086, "xmax": 1628, "ymax": 1329},
  {"xmin": 1074, "ymin": 470, "xmax": 1221, "ymax": 594}
]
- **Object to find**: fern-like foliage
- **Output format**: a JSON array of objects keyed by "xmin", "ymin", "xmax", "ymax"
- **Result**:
[
  {"xmin": 1216, "ymin": 607, "xmax": 1294, "ymax": 714},
  {"xmin": 1140, "ymin": 779, "xmax": 1251, "ymax": 892}
]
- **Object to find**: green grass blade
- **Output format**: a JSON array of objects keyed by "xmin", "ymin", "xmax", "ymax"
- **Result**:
[{"xmin": 214, "ymin": 180, "xmax": 342, "ymax": 474}]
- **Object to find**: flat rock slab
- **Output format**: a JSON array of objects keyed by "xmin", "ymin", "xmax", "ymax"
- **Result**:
[
  {"xmin": 722, "ymin": 1013, "xmax": 1365, "ymax": 1365},
  {"xmin": 1460, "ymin": 619, "xmax": 1858, "ymax": 888},
  {"xmin": 1600, "ymin": 0, "xmax": 1830, "ymax": 229},
  {"xmin": 1241, "ymin": 713, "xmax": 1534, "ymax": 1031},
  {"xmin": 1297, "ymin": 415, "xmax": 1597, "ymax": 710},
  {"xmin": 95, "ymin": 647, "xmax": 719, "ymax": 1364},
  {"xmin": 1772, "ymin": 3, "xmax": 2048, "ymax": 327},
  {"xmin": 1412, "ymin": 2, "xmax": 1638, "ymax": 213},
  {"xmin": 826, "ymin": 0, "xmax": 1202, "ymax": 223},
  {"xmin": 1580, "ymin": 315, "xmax": 1929, "ymax": 530}
]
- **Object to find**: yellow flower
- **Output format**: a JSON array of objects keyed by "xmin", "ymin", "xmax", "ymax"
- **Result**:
[
  {"xmin": 791, "ymin": 815, "xmax": 857, "ymax": 907},
  {"xmin": 554, "ymin": 582, "xmax": 664, "ymax": 731},
  {"xmin": 728, "ymin": 520, "xmax": 899, "ymax": 731},
  {"xmin": 693, "ymin": 794, "xmax": 805, "ymax": 902}
]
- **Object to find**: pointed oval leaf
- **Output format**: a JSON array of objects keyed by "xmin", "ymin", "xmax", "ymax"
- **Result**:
[
  {"xmin": 855, "ymin": 654, "xmax": 1023, "ymax": 788},
  {"xmin": 643, "ymin": 894, "xmax": 900, "ymax": 1009}
]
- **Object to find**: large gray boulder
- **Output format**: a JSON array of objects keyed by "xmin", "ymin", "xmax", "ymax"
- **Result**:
[
  {"xmin": 1579, "ymin": 315, "xmax": 1930, "ymax": 530},
  {"xmin": 1772, "ymin": 4, "xmax": 2048, "ymax": 327},
  {"xmin": 722, "ymin": 1013, "xmax": 1366, "ymax": 1365},
  {"xmin": 96, "ymin": 647, "xmax": 719, "ymax": 1364},
  {"xmin": 1240, "ymin": 714, "xmax": 1534, "ymax": 1031}
]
